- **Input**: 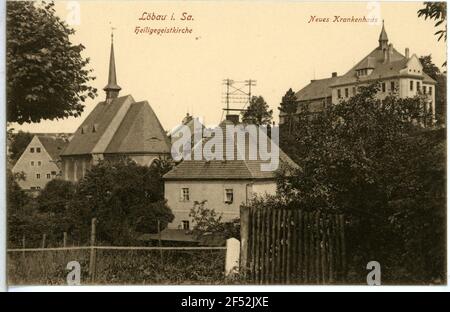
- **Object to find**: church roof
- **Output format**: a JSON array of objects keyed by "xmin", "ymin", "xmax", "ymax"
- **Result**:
[
  {"xmin": 61, "ymin": 95, "xmax": 170, "ymax": 156},
  {"xmin": 164, "ymin": 120, "xmax": 298, "ymax": 180}
]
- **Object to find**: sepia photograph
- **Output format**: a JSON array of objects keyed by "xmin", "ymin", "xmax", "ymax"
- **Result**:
[{"xmin": 2, "ymin": 0, "xmax": 448, "ymax": 290}]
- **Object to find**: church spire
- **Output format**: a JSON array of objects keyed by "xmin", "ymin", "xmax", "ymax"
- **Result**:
[
  {"xmin": 378, "ymin": 20, "xmax": 389, "ymax": 49},
  {"xmin": 103, "ymin": 31, "xmax": 121, "ymax": 102}
]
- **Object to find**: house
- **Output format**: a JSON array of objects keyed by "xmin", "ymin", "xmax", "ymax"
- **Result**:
[
  {"xmin": 280, "ymin": 22, "xmax": 436, "ymax": 124},
  {"xmin": 60, "ymin": 35, "xmax": 171, "ymax": 182},
  {"xmin": 12, "ymin": 135, "xmax": 68, "ymax": 191},
  {"xmin": 163, "ymin": 114, "xmax": 298, "ymax": 230}
]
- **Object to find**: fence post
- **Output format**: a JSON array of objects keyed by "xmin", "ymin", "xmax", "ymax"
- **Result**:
[
  {"xmin": 63, "ymin": 232, "xmax": 67, "ymax": 248},
  {"xmin": 157, "ymin": 220, "xmax": 164, "ymax": 266},
  {"xmin": 89, "ymin": 218, "xmax": 97, "ymax": 283},
  {"xmin": 225, "ymin": 238, "xmax": 240, "ymax": 276},
  {"xmin": 239, "ymin": 205, "xmax": 250, "ymax": 276},
  {"xmin": 41, "ymin": 234, "xmax": 46, "ymax": 249}
]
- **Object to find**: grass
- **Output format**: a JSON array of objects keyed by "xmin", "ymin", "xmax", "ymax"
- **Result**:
[{"xmin": 8, "ymin": 249, "xmax": 227, "ymax": 285}]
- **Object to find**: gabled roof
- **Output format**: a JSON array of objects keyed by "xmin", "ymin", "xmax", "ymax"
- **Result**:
[
  {"xmin": 294, "ymin": 76, "xmax": 340, "ymax": 102},
  {"xmin": 164, "ymin": 120, "xmax": 298, "ymax": 180},
  {"xmin": 61, "ymin": 95, "xmax": 170, "ymax": 156},
  {"xmin": 104, "ymin": 101, "xmax": 171, "ymax": 154},
  {"xmin": 331, "ymin": 47, "xmax": 436, "ymax": 87},
  {"xmin": 38, "ymin": 136, "xmax": 68, "ymax": 161}
]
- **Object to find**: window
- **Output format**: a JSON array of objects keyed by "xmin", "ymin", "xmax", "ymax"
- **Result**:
[
  {"xmin": 30, "ymin": 148, "xmax": 34, "ymax": 153},
  {"xmin": 92, "ymin": 124, "xmax": 97, "ymax": 133},
  {"xmin": 352, "ymin": 87, "xmax": 356, "ymax": 95},
  {"xmin": 429, "ymin": 87, "xmax": 432, "ymax": 95},
  {"xmin": 337, "ymin": 89, "xmax": 342, "ymax": 98},
  {"xmin": 51, "ymin": 171, "xmax": 57, "ymax": 175},
  {"xmin": 36, "ymin": 174, "xmax": 40, "ymax": 179},
  {"xmin": 382, "ymin": 82, "xmax": 386, "ymax": 92},
  {"xmin": 36, "ymin": 186, "xmax": 41, "ymax": 190},
  {"xmin": 182, "ymin": 220, "xmax": 190, "ymax": 230},
  {"xmin": 423, "ymin": 86, "xmax": 427, "ymax": 94},
  {"xmin": 410, "ymin": 80, "xmax": 413, "ymax": 91},
  {"xmin": 30, "ymin": 187, "xmax": 36, "ymax": 190},
  {"xmin": 224, "ymin": 188, "xmax": 234, "ymax": 204},
  {"xmin": 46, "ymin": 174, "xmax": 51, "ymax": 179},
  {"xmin": 416, "ymin": 81, "xmax": 420, "ymax": 92},
  {"xmin": 30, "ymin": 161, "xmax": 34, "ymax": 166},
  {"xmin": 36, "ymin": 148, "xmax": 41, "ymax": 153},
  {"xmin": 38, "ymin": 161, "xmax": 41, "ymax": 166},
  {"xmin": 390, "ymin": 81, "xmax": 395, "ymax": 91},
  {"xmin": 345, "ymin": 88, "xmax": 349, "ymax": 98},
  {"xmin": 181, "ymin": 188, "xmax": 190, "ymax": 201}
]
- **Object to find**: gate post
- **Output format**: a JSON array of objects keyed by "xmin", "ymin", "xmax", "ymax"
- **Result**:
[{"xmin": 240, "ymin": 205, "xmax": 250, "ymax": 276}]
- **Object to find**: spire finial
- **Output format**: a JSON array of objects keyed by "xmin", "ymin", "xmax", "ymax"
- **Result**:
[
  {"xmin": 378, "ymin": 20, "xmax": 388, "ymax": 49},
  {"xmin": 104, "ymin": 25, "xmax": 121, "ymax": 102}
]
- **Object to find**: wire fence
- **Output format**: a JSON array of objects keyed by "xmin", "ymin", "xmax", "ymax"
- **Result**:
[{"xmin": 7, "ymin": 246, "xmax": 227, "ymax": 285}]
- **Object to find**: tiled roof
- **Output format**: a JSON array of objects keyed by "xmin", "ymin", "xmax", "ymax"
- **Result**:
[
  {"xmin": 294, "ymin": 76, "xmax": 339, "ymax": 102},
  {"xmin": 164, "ymin": 120, "xmax": 298, "ymax": 180},
  {"xmin": 104, "ymin": 101, "xmax": 171, "ymax": 154},
  {"xmin": 331, "ymin": 47, "xmax": 436, "ymax": 87},
  {"xmin": 37, "ymin": 136, "xmax": 68, "ymax": 161},
  {"xmin": 61, "ymin": 95, "xmax": 170, "ymax": 156}
]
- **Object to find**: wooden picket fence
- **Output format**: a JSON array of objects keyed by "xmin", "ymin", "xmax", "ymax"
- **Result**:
[{"xmin": 240, "ymin": 206, "xmax": 346, "ymax": 284}]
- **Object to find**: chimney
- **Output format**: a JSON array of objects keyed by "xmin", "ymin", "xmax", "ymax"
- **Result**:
[
  {"xmin": 226, "ymin": 114, "xmax": 239, "ymax": 124},
  {"xmin": 383, "ymin": 48, "xmax": 388, "ymax": 63},
  {"xmin": 332, "ymin": 72, "xmax": 337, "ymax": 78},
  {"xmin": 405, "ymin": 48, "xmax": 410, "ymax": 59},
  {"xmin": 387, "ymin": 43, "xmax": 393, "ymax": 63}
]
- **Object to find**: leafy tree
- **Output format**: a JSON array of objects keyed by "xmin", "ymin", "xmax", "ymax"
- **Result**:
[
  {"xmin": 6, "ymin": 1, "xmax": 97, "ymax": 124},
  {"xmin": 241, "ymin": 96, "xmax": 273, "ymax": 126},
  {"xmin": 8, "ymin": 131, "xmax": 34, "ymax": 164},
  {"xmin": 276, "ymin": 83, "xmax": 445, "ymax": 283},
  {"xmin": 189, "ymin": 200, "xmax": 240, "ymax": 240},
  {"xmin": 37, "ymin": 179, "xmax": 76, "ymax": 214},
  {"xmin": 69, "ymin": 159, "xmax": 174, "ymax": 245},
  {"xmin": 418, "ymin": 2, "xmax": 447, "ymax": 43},
  {"xmin": 278, "ymin": 88, "xmax": 298, "ymax": 135},
  {"xmin": 420, "ymin": 55, "xmax": 447, "ymax": 125}
]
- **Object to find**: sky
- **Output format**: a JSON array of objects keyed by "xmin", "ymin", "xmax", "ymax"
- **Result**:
[{"xmin": 11, "ymin": 1, "xmax": 447, "ymax": 134}]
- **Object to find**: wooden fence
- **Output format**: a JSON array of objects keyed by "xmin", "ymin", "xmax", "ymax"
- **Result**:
[{"xmin": 240, "ymin": 206, "xmax": 346, "ymax": 284}]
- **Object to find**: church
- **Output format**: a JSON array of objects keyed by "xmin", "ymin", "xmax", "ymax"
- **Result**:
[
  {"xmin": 60, "ymin": 35, "xmax": 171, "ymax": 182},
  {"xmin": 279, "ymin": 22, "xmax": 436, "ymax": 124}
]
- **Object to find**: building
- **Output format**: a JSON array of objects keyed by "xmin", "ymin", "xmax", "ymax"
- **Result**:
[
  {"xmin": 12, "ymin": 135, "xmax": 67, "ymax": 191},
  {"xmin": 163, "ymin": 115, "xmax": 298, "ymax": 230},
  {"xmin": 60, "ymin": 35, "xmax": 171, "ymax": 182},
  {"xmin": 280, "ymin": 22, "xmax": 436, "ymax": 124}
]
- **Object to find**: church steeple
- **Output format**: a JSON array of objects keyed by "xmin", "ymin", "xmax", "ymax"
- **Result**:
[
  {"xmin": 378, "ymin": 20, "xmax": 389, "ymax": 49},
  {"xmin": 103, "ymin": 31, "xmax": 121, "ymax": 102}
]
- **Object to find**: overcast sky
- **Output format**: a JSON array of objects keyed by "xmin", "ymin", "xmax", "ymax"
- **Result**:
[{"xmin": 11, "ymin": 1, "xmax": 447, "ymax": 134}]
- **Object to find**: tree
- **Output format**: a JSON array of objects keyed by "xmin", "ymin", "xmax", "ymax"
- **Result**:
[
  {"xmin": 418, "ymin": 2, "xmax": 447, "ymax": 43},
  {"xmin": 69, "ymin": 159, "xmax": 174, "ymax": 245},
  {"xmin": 278, "ymin": 88, "xmax": 298, "ymax": 135},
  {"xmin": 420, "ymin": 55, "xmax": 447, "ymax": 125},
  {"xmin": 276, "ymin": 83, "xmax": 445, "ymax": 283},
  {"xmin": 37, "ymin": 179, "xmax": 75, "ymax": 214},
  {"xmin": 241, "ymin": 96, "xmax": 273, "ymax": 126},
  {"xmin": 8, "ymin": 131, "xmax": 34, "ymax": 164},
  {"xmin": 6, "ymin": 1, "xmax": 97, "ymax": 124},
  {"xmin": 189, "ymin": 201, "xmax": 240, "ymax": 240}
]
